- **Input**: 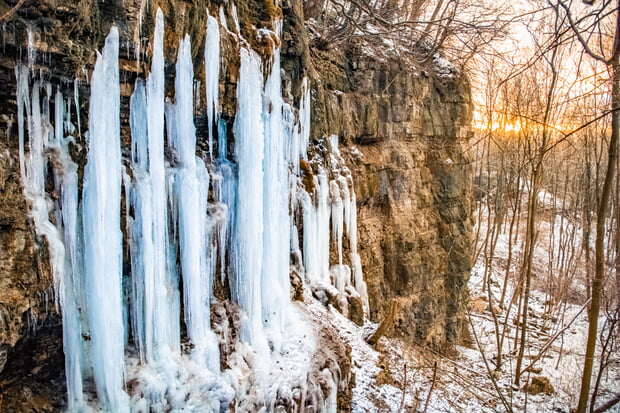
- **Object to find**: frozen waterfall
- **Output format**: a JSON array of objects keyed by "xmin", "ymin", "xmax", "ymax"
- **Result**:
[{"xmin": 15, "ymin": 7, "xmax": 368, "ymax": 412}]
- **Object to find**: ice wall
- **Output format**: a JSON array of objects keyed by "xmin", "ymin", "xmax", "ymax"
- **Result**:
[{"xmin": 16, "ymin": 5, "xmax": 367, "ymax": 412}]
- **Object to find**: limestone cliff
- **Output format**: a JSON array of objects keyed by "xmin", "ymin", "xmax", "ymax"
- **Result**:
[
  {"xmin": 0, "ymin": 0, "xmax": 473, "ymax": 410},
  {"xmin": 309, "ymin": 41, "xmax": 473, "ymax": 349}
]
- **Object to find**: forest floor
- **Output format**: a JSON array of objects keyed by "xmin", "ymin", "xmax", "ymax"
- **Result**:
[{"xmin": 324, "ymin": 202, "xmax": 620, "ymax": 412}]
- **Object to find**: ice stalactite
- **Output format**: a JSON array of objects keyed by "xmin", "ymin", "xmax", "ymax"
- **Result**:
[
  {"xmin": 16, "ymin": 66, "xmax": 87, "ymax": 411},
  {"xmin": 261, "ymin": 32, "xmax": 291, "ymax": 353},
  {"xmin": 205, "ymin": 12, "xmax": 220, "ymax": 157},
  {"xmin": 81, "ymin": 26, "xmax": 130, "ymax": 412},
  {"xmin": 302, "ymin": 135, "xmax": 369, "ymax": 309},
  {"xmin": 231, "ymin": 46, "xmax": 269, "ymax": 354},
  {"xmin": 128, "ymin": 9, "xmax": 181, "ymax": 366},
  {"xmin": 169, "ymin": 34, "xmax": 220, "ymax": 370}
]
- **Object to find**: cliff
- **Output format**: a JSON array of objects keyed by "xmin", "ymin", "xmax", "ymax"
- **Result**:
[
  {"xmin": 0, "ymin": 0, "xmax": 473, "ymax": 410},
  {"xmin": 310, "ymin": 41, "xmax": 473, "ymax": 348}
]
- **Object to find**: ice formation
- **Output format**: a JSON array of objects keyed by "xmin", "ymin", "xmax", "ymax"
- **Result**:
[
  {"xmin": 16, "ymin": 6, "xmax": 367, "ymax": 412},
  {"xmin": 128, "ymin": 9, "xmax": 181, "ymax": 367}
]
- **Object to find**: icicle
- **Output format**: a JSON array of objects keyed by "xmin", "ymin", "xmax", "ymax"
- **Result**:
[
  {"xmin": 261, "ymin": 39, "xmax": 289, "ymax": 352},
  {"xmin": 54, "ymin": 88, "xmax": 63, "ymax": 144},
  {"xmin": 15, "ymin": 65, "xmax": 29, "ymax": 179},
  {"xmin": 299, "ymin": 78, "xmax": 311, "ymax": 160},
  {"xmin": 219, "ymin": 6, "xmax": 229, "ymax": 32},
  {"xmin": 27, "ymin": 28, "xmax": 35, "ymax": 66},
  {"xmin": 303, "ymin": 169, "xmax": 331, "ymax": 284},
  {"xmin": 231, "ymin": 3, "xmax": 241, "ymax": 33},
  {"xmin": 170, "ymin": 34, "xmax": 219, "ymax": 370},
  {"xmin": 205, "ymin": 11, "xmax": 220, "ymax": 158},
  {"xmin": 73, "ymin": 79, "xmax": 81, "ymax": 138},
  {"xmin": 232, "ymin": 47, "xmax": 268, "ymax": 353},
  {"xmin": 81, "ymin": 26, "xmax": 129, "ymax": 412}
]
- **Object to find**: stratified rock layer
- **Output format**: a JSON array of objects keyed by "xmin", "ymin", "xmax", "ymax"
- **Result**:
[{"xmin": 311, "ymin": 43, "xmax": 473, "ymax": 348}]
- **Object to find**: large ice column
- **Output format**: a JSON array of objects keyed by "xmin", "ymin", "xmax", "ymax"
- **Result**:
[
  {"xmin": 129, "ymin": 80, "xmax": 148, "ymax": 361},
  {"xmin": 146, "ymin": 12, "xmax": 181, "ymax": 362},
  {"xmin": 261, "ymin": 43, "xmax": 290, "ymax": 351},
  {"xmin": 169, "ymin": 35, "xmax": 219, "ymax": 369},
  {"xmin": 231, "ymin": 47, "xmax": 267, "ymax": 352},
  {"xmin": 206, "ymin": 12, "xmax": 231, "ymax": 284},
  {"xmin": 127, "ymin": 79, "xmax": 148, "ymax": 362},
  {"xmin": 81, "ymin": 27, "xmax": 129, "ymax": 412},
  {"xmin": 128, "ymin": 9, "xmax": 180, "ymax": 364},
  {"xmin": 205, "ymin": 12, "xmax": 220, "ymax": 157},
  {"xmin": 214, "ymin": 150, "xmax": 236, "ymax": 284}
]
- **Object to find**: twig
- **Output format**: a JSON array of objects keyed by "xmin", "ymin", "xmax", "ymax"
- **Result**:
[
  {"xmin": 0, "ymin": 0, "xmax": 27, "ymax": 22},
  {"xmin": 518, "ymin": 298, "xmax": 590, "ymax": 377},
  {"xmin": 423, "ymin": 361, "xmax": 438, "ymax": 413},
  {"xmin": 592, "ymin": 393, "xmax": 620, "ymax": 413},
  {"xmin": 468, "ymin": 313, "xmax": 514, "ymax": 413},
  {"xmin": 398, "ymin": 363, "xmax": 408, "ymax": 412}
]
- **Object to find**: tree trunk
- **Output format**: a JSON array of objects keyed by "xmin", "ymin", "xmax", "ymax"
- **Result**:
[{"xmin": 576, "ymin": 53, "xmax": 620, "ymax": 413}]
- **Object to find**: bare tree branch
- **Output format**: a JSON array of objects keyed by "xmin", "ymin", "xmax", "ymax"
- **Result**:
[{"xmin": 0, "ymin": 0, "xmax": 26, "ymax": 22}]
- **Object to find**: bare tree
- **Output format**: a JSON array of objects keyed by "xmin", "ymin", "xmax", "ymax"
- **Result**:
[
  {"xmin": 308, "ymin": 0, "xmax": 515, "ymax": 65},
  {"xmin": 545, "ymin": 1, "xmax": 620, "ymax": 411}
]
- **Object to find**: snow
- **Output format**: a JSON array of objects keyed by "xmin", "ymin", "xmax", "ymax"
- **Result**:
[
  {"xmin": 291, "ymin": 166, "xmax": 619, "ymax": 413},
  {"xmin": 432, "ymin": 53, "xmax": 457, "ymax": 78},
  {"xmin": 466, "ymin": 190, "xmax": 620, "ymax": 412}
]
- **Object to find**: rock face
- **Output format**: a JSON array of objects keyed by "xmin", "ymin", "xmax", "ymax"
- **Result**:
[
  {"xmin": 311, "ymin": 43, "xmax": 473, "ymax": 348},
  {"xmin": 0, "ymin": 0, "xmax": 472, "ymax": 409}
]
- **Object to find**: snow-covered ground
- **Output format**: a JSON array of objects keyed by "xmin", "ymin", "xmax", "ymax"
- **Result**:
[{"xmin": 319, "ymin": 201, "xmax": 619, "ymax": 412}]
